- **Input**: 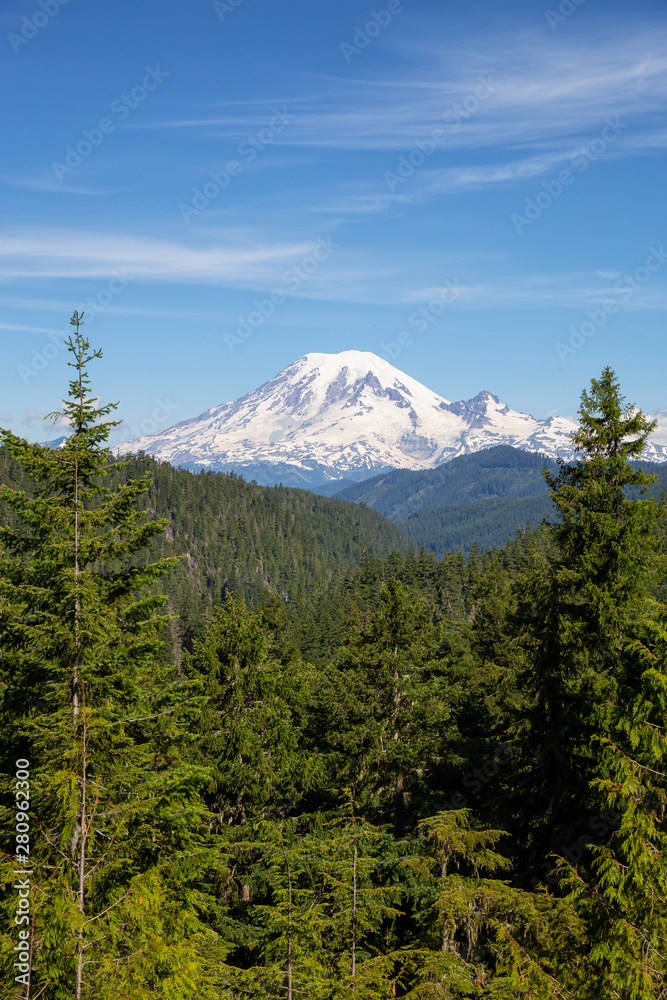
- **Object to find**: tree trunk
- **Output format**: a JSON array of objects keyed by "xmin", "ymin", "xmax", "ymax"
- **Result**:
[
  {"xmin": 75, "ymin": 690, "xmax": 87, "ymax": 1000},
  {"xmin": 283, "ymin": 840, "xmax": 293, "ymax": 1000},
  {"xmin": 73, "ymin": 339, "xmax": 85, "ymax": 1000},
  {"xmin": 441, "ymin": 859, "xmax": 450, "ymax": 953},
  {"xmin": 393, "ymin": 649, "xmax": 405, "ymax": 837},
  {"xmin": 351, "ymin": 835, "xmax": 357, "ymax": 989}
]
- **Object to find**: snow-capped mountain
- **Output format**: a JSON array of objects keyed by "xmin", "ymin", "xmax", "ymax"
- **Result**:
[
  {"xmin": 39, "ymin": 435, "xmax": 68, "ymax": 450},
  {"xmin": 115, "ymin": 351, "xmax": 667, "ymax": 487}
]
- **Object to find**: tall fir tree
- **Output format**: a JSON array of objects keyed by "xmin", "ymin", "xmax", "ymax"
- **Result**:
[
  {"xmin": 553, "ymin": 603, "xmax": 667, "ymax": 998},
  {"xmin": 508, "ymin": 367, "xmax": 665, "ymax": 880},
  {"xmin": 0, "ymin": 315, "xmax": 230, "ymax": 997},
  {"xmin": 186, "ymin": 593, "xmax": 315, "ymax": 829},
  {"xmin": 322, "ymin": 578, "xmax": 454, "ymax": 833}
]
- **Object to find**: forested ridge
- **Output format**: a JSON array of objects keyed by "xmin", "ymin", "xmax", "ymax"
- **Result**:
[
  {"xmin": 335, "ymin": 446, "xmax": 559, "ymax": 514},
  {"xmin": 337, "ymin": 445, "xmax": 667, "ymax": 555},
  {"xmin": 2, "ymin": 319, "xmax": 667, "ymax": 997},
  {"xmin": 0, "ymin": 439, "xmax": 413, "ymax": 653}
]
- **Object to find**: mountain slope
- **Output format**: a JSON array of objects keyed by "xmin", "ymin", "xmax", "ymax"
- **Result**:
[
  {"xmin": 0, "ymin": 448, "xmax": 413, "ymax": 610},
  {"xmin": 394, "ymin": 495, "xmax": 556, "ymax": 556},
  {"xmin": 335, "ymin": 446, "xmax": 557, "ymax": 517},
  {"xmin": 337, "ymin": 446, "xmax": 667, "ymax": 555},
  {"xmin": 114, "ymin": 351, "xmax": 617, "ymax": 486}
]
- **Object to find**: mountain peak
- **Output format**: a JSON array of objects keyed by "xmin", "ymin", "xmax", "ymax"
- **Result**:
[
  {"xmin": 300, "ymin": 349, "xmax": 389, "ymax": 368},
  {"xmin": 291, "ymin": 350, "xmax": 450, "ymax": 399},
  {"xmin": 116, "ymin": 352, "xmax": 667, "ymax": 486}
]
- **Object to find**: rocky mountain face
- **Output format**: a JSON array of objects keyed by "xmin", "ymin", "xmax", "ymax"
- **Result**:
[{"xmin": 114, "ymin": 351, "xmax": 667, "ymax": 486}]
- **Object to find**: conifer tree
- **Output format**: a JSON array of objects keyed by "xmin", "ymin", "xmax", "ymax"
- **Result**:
[
  {"xmin": 318, "ymin": 794, "xmax": 405, "ymax": 997},
  {"xmin": 222, "ymin": 818, "xmax": 332, "ymax": 998},
  {"xmin": 0, "ymin": 315, "xmax": 229, "ymax": 997},
  {"xmin": 546, "ymin": 367, "xmax": 661, "ymax": 673},
  {"xmin": 509, "ymin": 368, "xmax": 664, "ymax": 877},
  {"xmin": 554, "ymin": 604, "xmax": 667, "ymax": 998},
  {"xmin": 187, "ymin": 594, "xmax": 313, "ymax": 828},
  {"xmin": 323, "ymin": 579, "xmax": 453, "ymax": 832},
  {"xmin": 406, "ymin": 810, "xmax": 572, "ymax": 999},
  {"xmin": 220, "ymin": 800, "xmax": 406, "ymax": 998}
]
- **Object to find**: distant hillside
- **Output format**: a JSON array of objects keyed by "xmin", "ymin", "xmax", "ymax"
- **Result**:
[
  {"xmin": 336, "ymin": 446, "xmax": 556, "ymax": 516},
  {"xmin": 394, "ymin": 495, "xmax": 555, "ymax": 556},
  {"xmin": 335, "ymin": 446, "xmax": 667, "ymax": 555},
  {"xmin": 0, "ymin": 448, "xmax": 413, "ymax": 613}
]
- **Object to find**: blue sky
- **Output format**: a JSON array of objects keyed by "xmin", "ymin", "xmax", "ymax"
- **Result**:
[{"xmin": 1, "ymin": 0, "xmax": 666, "ymax": 446}]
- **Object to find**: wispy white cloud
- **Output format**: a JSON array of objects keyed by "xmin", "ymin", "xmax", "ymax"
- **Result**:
[
  {"xmin": 0, "ymin": 229, "xmax": 326, "ymax": 286},
  {"xmin": 135, "ymin": 28, "xmax": 667, "ymax": 157},
  {"xmin": 407, "ymin": 271, "xmax": 667, "ymax": 310},
  {"xmin": 0, "ymin": 321, "xmax": 64, "ymax": 334},
  {"xmin": 0, "ymin": 296, "xmax": 79, "ymax": 312},
  {"xmin": 651, "ymin": 409, "xmax": 667, "ymax": 446},
  {"xmin": 414, "ymin": 143, "xmax": 638, "ymax": 194},
  {"xmin": 2, "ymin": 227, "xmax": 663, "ymax": 312},
  {"xmin": 415, "ymin": 152, "xmax": 577, "ymax": 194},
  {"xmin": 0, "ymin": 295, "xmax": 225, "ymax": 322},
  {"xmin": 21, "ymin": 409, "xmax": 70, "ymax": 432},
  {"xmin": 0, "ymin": 174, "xmax": 118, "ymax": 196}
]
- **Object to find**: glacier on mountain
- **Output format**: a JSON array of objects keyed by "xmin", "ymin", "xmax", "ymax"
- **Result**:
[{"xmin": 115, "ymin": 351, "xmax": 667, "ymax": 486}]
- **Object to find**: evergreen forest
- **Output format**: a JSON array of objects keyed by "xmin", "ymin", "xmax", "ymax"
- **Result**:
[{"xmin": 2, "ymin": 315, "xmax": 667, "ymax": 998}]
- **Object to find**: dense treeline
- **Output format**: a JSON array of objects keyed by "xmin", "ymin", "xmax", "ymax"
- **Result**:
[
  {"xmin": 394, "ymin": 494, "xmax": 555, "ymax": 556},
  {"xmin": 1, "ymin": 319, "xmax": 667, "ymax": 997},
  {"xmin": 0, "ymin": 437, "xmax": 412, "ymax": 659},
  {"xmin": 284, "ymin": 531, "xmax": 535, "ymax": 664},
  {"xmin": 337, "ymin": 445, "xmax": 667, "ymax": 556},
  {"xmin": 336, "ymin": 446, "xmax": 558, "ymax": 515}
]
